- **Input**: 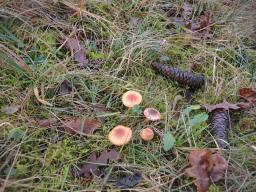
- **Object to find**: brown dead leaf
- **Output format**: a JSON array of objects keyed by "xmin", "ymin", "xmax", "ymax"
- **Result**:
[
  {"xmin": 64, "ymin": 119, "xmax": 101, "ymax": 135},
  {"xmin": 209, "ymin": 153, "xmax": 227, "ymax": 182},
  {"xmin": 170, "ymin": 7, "xmax": 212, "ymax": 39},
  {"xmin": 199, "ymin": 12, "xmax": 211, "ymax": 30},
  {"xmin": 76, "ymin": 149, "xmax": 120, "ymax": 178},
  {"xmin": 169, "ymin": 2, "xmax": 193, "ymax": 27},
  {"xmin": 182, "ymin": 2, "xmax": 193, "ymax": 19},
  {"xmin": 37, "ymin": 118, "xmax": 58, "ymax": 127},
  {"xmin": 186, "ymin": 150, "xmax": 211, "ymax": 192},
  {"xmin": 203, "ymin": 101, "xmax": 240, "ymax": 112},
  {"xmin": 189, "ymin": 12, "xmax": 212, "ymax": 39},
  {"xmin": 1, "ymin": 105, "xmax": 20, "ymax": 114},
  {"xmin": 93, "ymin": 103, "xmax": 109, "ymax": 123},
  {"xmin": 236, "ymin": 102, "xmax": 252, "ymax": 109},
  {"xmin": 59, "ymin": 80, "xmax": 72, "ymax": 95},
  {"xmin": 239, "ymin": 88, "xmax": 256, "ymax": 104},
  {"xmin": 62, "ymin": 37, "xmax": 88, "ymax": 67},
  {"xmin": 186, "ymin": 150, "xmax": 227, "ymax": 192}
]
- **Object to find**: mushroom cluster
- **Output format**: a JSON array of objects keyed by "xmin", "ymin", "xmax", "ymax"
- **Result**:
[{"xmin": 107, "ymin": 90, "xmax": 162, "ymax": 146}]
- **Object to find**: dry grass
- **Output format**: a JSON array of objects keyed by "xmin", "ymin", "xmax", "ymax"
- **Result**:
[{"xmin": 0, "ymin": 0, "xmax": 256, "ymax": 191}]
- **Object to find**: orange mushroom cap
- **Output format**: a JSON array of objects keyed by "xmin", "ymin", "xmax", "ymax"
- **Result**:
[
  {"xmin": 144, "ymin": 108, "xmax": 161, "ymax": 121},
  {"xmin": 140, "ymin": 128, "xmax": 154, "ymax": 141},
  {"xmin": 122, "ymin": 91, "xmax": 142, "ymax": 108},
  {"xmin": 108, "ymin": 125, "xmax": 132, "ymax": 146}
]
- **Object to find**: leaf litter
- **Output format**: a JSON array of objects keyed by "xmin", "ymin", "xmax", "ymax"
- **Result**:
[
  {"xmin": 186, "ymin": 149, "xmax": 227, "ymax": 192},
  {"xmin": 60, "ymin": 37, "xmax": 88, "ymax": 67},
  {"xmin": 169, "ymin": 2, "xmax": 212, "ymax": 39},
  {"xmin": 239, "ymin": 88, "xmax": 256, "ymax": 105},
  {"xmin": 116, "ymin": 172, "xmax": 142, "ymax": 189},
  {"xmin": 59, "ymin": 80, "xmax": 72, "ymax": 96},
  {"xmin": 72, "ymin": 149, "xmax": 120, "ymax": 179},
  {"xmin": 203, "ymin": 101, "xmax": 240, "ymax": 112},
  {"xmin": 37, "ymin": 118, "xmax": 58, "ymax": 128},
  {"xmin": 63, "ymin": 119, "xmax": 101, "ymax": 135},
  {"xmin": 1, "ymin": 105, "xmax": 20, "ymax": 114}
]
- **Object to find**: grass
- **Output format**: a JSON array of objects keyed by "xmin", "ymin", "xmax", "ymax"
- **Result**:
[{"xmin": 0, "ymin": 0, "xmax": 256, "ymax": 191}]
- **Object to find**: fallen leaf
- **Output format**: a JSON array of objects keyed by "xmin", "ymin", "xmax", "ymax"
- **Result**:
[
  {"xmin": 93, "ymin": 103, "xmax": 109, "ymax": 123},
  {"xmin": 182, "ymin": 2, "xmax": 193, "ymax": 19},
  {"xmin": 37, "ymin": 118, "xmax": 58, "ymax": 127},
  {"xmin": 209, "ymin": 153, "xmax": 227, "ymax": 182},
  {"xmin": 74, "ymin": 50, "xmax": 87, "ymax": 66},
  {"xmin": 239, "ymin": 88, "xmax": 256, "ymax": 104},
  {"xmin": 186, "ymin": 150, "xmax": 211, "ymax": 192},
  {"xmin": 194, "ymin": 12, "xmax": 212, "ymax": 39},
  {"xmin": 169, "ymin": 7, "xmax": 212, "ymax": 39},
  {"xmin": 64, "ymin": 119, "xmax": 101, "ymax": 135},
  {"xmin": 199, "ymin": 12, "xmax": 211, "ymax": 30},
  {"xmin": 186, "ymin": 150, "xmax": 227, "ymax": 192},
  {"xmin": 116, "ymin": 172, "xmax": 142, "ymax": 189},
  {"xmin": 170, "ymin": 17, "xmax": 186, "ymax": 26},
  {"xmin": 169, "ymin": 2, "xmax": 192, "ymax": 27},
  {"xmin": 236, "ymin": 102, "xmax": 252, "ymax": 109},
  {"xmin": 203, "ymin": 101, "xmax": 240, "ymax": 112},
  {"xmin": 62, "ymin": 37, "xmax": 88, "ymax": 67},
  {"xmin": 77, "ymin": 149, "xmax": 120, "ymax": 178},
  {"xmin": 223, "ymin": 0, "xmax": 234, "ymax": 6},
  {"xmin": 59, "ymin": 80, "xmax": 72, "ymax": 95},
  {"xmin": 1, "ymin": 105, "xmax": 20, "ymax": 114}
]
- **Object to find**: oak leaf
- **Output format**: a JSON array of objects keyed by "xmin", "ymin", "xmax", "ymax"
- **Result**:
[
  {"xmin": 64, "ymin": 119, "xmax": 101, "ymax": 135},
  {"xmin": 186, "ymin": 150, "xmax": 227, "ymax": 192}
]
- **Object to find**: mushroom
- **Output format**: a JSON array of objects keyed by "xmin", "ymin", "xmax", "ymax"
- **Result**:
[
  {"xmin": 140, "ymin": 128, "xmax": 154, "ymax": 141},
  {"xmin": 144, "ymin": 108, "xmax": 161, "ymax": 121},
  {"xmin": 108, "ymin": 125, "xmax": 132, "ymax": 146},
  {"xmin": 122, "ymin": 90, "xmax": 142, "ymax": 108}
]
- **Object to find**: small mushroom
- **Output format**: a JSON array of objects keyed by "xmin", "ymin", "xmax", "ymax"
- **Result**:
[
  {"xmin": 140, "ymin": 128, "xmax": 154, "ymax": 141},
  {"xmin": 108, "ymin": 125, "xmax": 132, "ymax": 146},
  {"xmin": 122, "ymin": 91, "xmax": 142, "ymax": 108},
  {"xmin": 144, "ymin": 108, "xmax": 161, "ymax": 121}
]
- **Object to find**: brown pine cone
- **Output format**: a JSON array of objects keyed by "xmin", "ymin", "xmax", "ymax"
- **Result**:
[
  {"xmin": 152, "ymin": 62, "xmax": 205, "ymax": 89},
  {"xmin": 210, "ymin": 109, "xmax": 230, "ymax": 148}
]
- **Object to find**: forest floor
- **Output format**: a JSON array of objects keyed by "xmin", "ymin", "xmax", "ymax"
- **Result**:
[{"xmin": 0, "ymin": 1, "xmax": 256, "ymax": 191}]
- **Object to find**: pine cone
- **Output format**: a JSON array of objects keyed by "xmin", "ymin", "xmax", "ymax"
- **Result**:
[
  {"xmin": 152, "ymin": 62, "xmax": 205, "ymax": 89},
  {"xmin": 210, "ymin": 109, "xmax": 230, "ymax": 148}
]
